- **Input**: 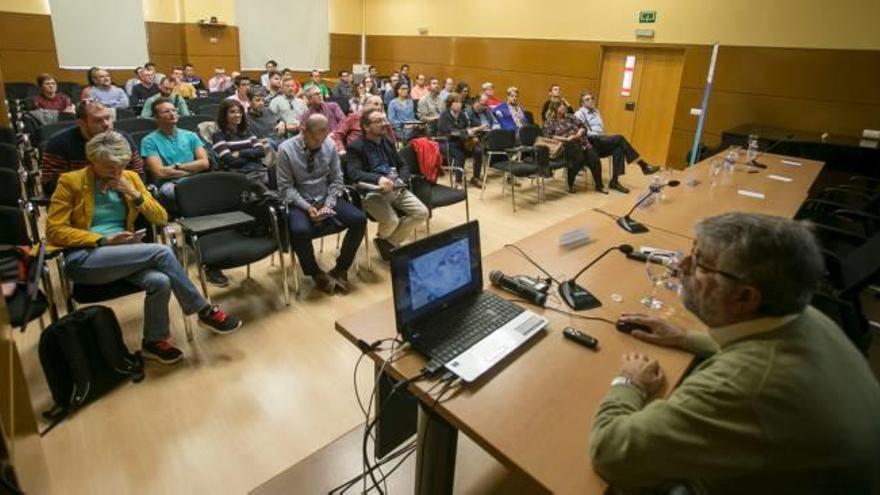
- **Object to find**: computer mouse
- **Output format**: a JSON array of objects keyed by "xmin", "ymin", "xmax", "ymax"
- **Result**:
[{"xmin": 615, "ymin": 320, "xmax": 652, "ymax": 334}]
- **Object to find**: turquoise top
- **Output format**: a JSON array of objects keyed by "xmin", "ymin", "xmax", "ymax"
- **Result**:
[
  {"xmin": 91, "ymin": 179, "xmax": 127, "ymax": 237},
  {"xmin": 140, "ymin": 128, "xmax": 203, "ymax": 168}
]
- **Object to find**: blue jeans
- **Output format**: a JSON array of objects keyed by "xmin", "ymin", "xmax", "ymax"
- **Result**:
[
  {"xmin": 288, "ymin": 198, "xmax": 366, "ymax": 276},
  {"xmin": 64, "ymin": 244, "xmax": 208, "ymax": 342}
]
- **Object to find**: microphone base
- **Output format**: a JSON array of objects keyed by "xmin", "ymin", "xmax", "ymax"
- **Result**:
[
  {"xmin": 558, "ymin": 280, "xmax": 601, "ymax": 311},
  {"xmin": 616, "ymin": 216, "xmax": 649, "ymax": 234}
]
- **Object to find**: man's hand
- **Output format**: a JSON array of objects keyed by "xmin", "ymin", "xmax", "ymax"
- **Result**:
[
  {"xmin": 620, "ymin": 352, "xmax": 664, "ymax": 396},
  {"xmin": 318, "ymin": 206, "xmax": 335, "ymax": 218},
  {"xmin": 307, "ymin": 206, "xmax": 321, "ymax": 221},
  {"xmin": 378, "ymin": 176, "xmax": 395, "ymax": 193},
  {"xmin": 106, "ymin": 231, "xmax": 140, "ymax": 245},
  {"xmin": 108, "ymin": 176, "xmax": 140, "ymax": 200},
  {"xmin": 275, "ymin": 122, "xmax": 287, "ymax": 135},
  {"xmin": 619, "ymin": 313, "xmax": 688, "ymax": 348}
]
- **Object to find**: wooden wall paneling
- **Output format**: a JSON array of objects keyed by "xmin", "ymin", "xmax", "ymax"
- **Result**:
[
  {"xmin": 0, "ymin": 60, "xmax": 8, "ymax": 126},
  {"xmin": 183, "ymin": 24, "xmax": 239, "ymax": 57},
  {"xmin": 0, "ymin": 12, "xmax": 54, "ymax": 52},
  {"xmin": 146, "ymin": 22, "xmax": 186, "ymax": 57}
]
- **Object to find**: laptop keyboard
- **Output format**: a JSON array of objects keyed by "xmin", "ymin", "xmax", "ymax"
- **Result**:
[{"xmin": 419, "ymin": 293, "xmax": 525, "ymax": 363}]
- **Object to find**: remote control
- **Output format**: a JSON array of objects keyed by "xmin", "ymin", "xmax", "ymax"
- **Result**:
[{"xmin": 563, "ymin": 327, "xmax": 599, "ymax": 350}]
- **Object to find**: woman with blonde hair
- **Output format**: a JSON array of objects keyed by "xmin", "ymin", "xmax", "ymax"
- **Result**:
[{"xmin": 47, "ymin": 131, "xmax": 242, "ymax": 364}]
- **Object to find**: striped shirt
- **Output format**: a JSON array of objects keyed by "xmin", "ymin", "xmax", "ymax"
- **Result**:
[
  {"xmin": 41, "ymin": 126, "xmax": 144, "ymax": 196},
  {"xmin": 210, "ymin": 129, "xmax": 266, "ymax": 171}
]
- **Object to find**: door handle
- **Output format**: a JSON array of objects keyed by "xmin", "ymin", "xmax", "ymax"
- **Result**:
[{"xmin": 625, "ymin": 101, "xmax": 636, "ymax": 111}]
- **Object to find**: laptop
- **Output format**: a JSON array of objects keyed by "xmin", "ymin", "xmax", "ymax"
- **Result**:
[{"xmin": 390, "ymin": 221, "xmax": 548, "ymax": 382}]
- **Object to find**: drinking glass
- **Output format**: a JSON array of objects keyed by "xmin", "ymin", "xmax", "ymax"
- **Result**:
[{"xmin": 641, "ymin": 250, "xmax": 675, "ymax": 310}]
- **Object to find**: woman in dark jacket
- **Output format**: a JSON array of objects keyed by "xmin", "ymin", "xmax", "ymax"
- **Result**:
[{"xmin": 211, "ymin": 99, "xmax": 269, "ymax": 175}]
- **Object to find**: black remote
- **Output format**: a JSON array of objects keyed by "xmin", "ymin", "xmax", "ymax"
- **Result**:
[{"xmin": 563, "ymin": 327, "xmax": 599, "ymax": 350}]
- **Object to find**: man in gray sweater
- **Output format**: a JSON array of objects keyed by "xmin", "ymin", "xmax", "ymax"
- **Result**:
[{"xmin": 276, "ymin": 114, "xmax": 366, "ymax": 294}]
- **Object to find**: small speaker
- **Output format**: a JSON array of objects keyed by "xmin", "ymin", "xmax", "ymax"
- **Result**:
[{"xmin": 559, "ymin": 227, "xmax": 591, "ymax": 249}]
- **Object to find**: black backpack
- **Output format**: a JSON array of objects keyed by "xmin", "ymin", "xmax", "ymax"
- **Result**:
[{"xmin": 38, "ymin": 305, "xmax": 144, "ymax": 435}]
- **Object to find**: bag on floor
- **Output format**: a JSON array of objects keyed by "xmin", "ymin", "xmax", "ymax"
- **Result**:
[{"xmin": 38, "ymin": 305, "xmax": 144, "ymax": 435}]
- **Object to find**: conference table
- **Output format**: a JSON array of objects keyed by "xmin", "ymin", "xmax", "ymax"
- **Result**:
[{"xmin": 334, "ymin": 149, "xmax": 824, "ymax": 493}]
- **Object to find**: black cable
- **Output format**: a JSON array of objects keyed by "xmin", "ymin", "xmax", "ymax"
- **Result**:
[
  {"xmin": 330, "ymin": 441, "xmax": 416, "ymax": 494},
  {"xmin": 501, "ymin": 297, "xmax": 617, "ymax": 326},
  {"xmin": 592, "ymin": 207, "xmax": 694, "ymax": 240},
  {"xmin": 503, "ymin": 244, "xmax": 561, "ymax": 284}
]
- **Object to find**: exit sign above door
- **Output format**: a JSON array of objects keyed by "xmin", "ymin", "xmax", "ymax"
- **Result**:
[{"xmin": 639, "ymin": 10, "xmax": 657, "ymax": 23}]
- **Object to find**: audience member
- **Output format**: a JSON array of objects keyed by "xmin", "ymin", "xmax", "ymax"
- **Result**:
[
  {"xmin": 346, "ymin": 108, "xmax": 428, "ymax": 261},
  {"xmin": 362, "ymin": 76, "xmax": 380, "ymax": 96},
  {"xmin": 33, "ymin": 73, "xmax": 74, "ymax": 113},
  {"xmin": 140, "ymin": 98, "xmax": 209, "ymax": 209},
  {"xmin": 439, "ymin": 77, "xmax": 455, "ymax": 103},
  {"xmin": 124, "ymin": 67, "xmax": 143, "ymax": 96},
  {"xmin": 226, "ymin": 71, "xmax": 242, "ymax": 95},
  {"xmin": 455, "ymin": 82, "xmax": 473, "ymax": 108},
  {"xmin": 89, "ymin": 68, "xmax": 130, "ymax": 109},
  {"xmin": 182, "ymin": 63, "xmax": 204, "ymax": 91},
  {"xmin": 590, "ymin": 213, "xmax": 880, "ymax": 493},
  {"xmin": 398, "ymin": 64, "xmax": 412, "ymax": 91},
  {"xmin": 277, "ymin": 114, "xmax": 366, "ymax": 294},
  {"xmin": 333, "ymin": 70, "xmax": 354, "ymax": 99},
  {"xmin": 417, "ymin": 77, "xmax": 444, "ymax": 129},
  {"xmin": 302, "ymin": 70, "xmax": 330, "ymax": 98},
  {"xmin": 332, "ymin": 95, "xmax": 395, "ymax": 155},
  {"xmin": 170, "ymin": 66, "xmax": 197, "ymax": 99},
  {"xmin": 227, "ymin": 76, "xmax": 252, "ymax": 111},
  {"xmin": 47, "ymin": 130, "xmax": 240, "ymax": 364},
  {"xmin": 349, "ymin": 82, "xmax": 369, "ymax": 114},
  {"xmin": 299, "ymin": 87, "xmax": 346, "ymax": 133},
  {"xmin": 208, "ymin": 67, "xmax": 233, "ymax": 93},
  {"xmin": 260, "ymin": 59, "xmax": 278, "ymax": 88},
  {"xmin": 269, "ymin": 77, "xmax": 307, "ymax": 136},
  {"xmin": 387, "ymin": 81, "xmax": 417, "ymax": 141},
  {"xmin": 80, "ymin": 67, "xmax": 100, "ymax": 100},
  {"xmin": 143, "ymin": 62, "xmax": 166, "ymax": 84},
  {"xmin": 493, "ymin": 86, "xmax": 528, "ymax": 131},
  {"xmin": 141, "ymin": 77, "xmax": 191, "ymax": 118},
  {"xmin": 383, "ymin": 73, "xmax": 400, "ymax": 106},
  {"xmin": 540, "ymin": 84, "xmax": 573, "ymax": 123},
  {"xmin": 41, "ymin": 101, "xmax": 144, "ymax": 195},
  {"xmin": 466, "ymin": 94, "xmax": 500, "ymax": 131},
  {"xmin": 368, "ymin": 65, "xmax": 380, "ymax": 81},
  {"xmin": 481, "ymin": 82, "xmax": 502, "ymax": 107},
  {"xmin": 438, "ymin": 93, "xmax": 484, "ymax": 188},
  {"xmin": 574, "ymin": 93, "xmax": 659, "ymax": 179},
  {"xmin": 410, "ymin": 74, "xmax": 429, "ymax": 100},
  {"xmin": 129, "ymin": 68, "xmax": 158, "ymax": 110},
  {"xmin": 264, "ymin": 71, "xmax": 283, "ymax": 101},
  {"xmin": 246, "ymin": 90, "xmax": 286, "ymax": 148},
  {"xmin": 542, "ymin": 100, "xmax": 604, "ymax": 193}
]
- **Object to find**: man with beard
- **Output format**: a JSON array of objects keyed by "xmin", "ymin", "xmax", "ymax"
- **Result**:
[{"xmin": 590, "ymin": 212, "xmax": 880, "ymax": 494}]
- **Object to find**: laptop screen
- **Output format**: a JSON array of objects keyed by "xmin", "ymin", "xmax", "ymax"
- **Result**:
[{"xmin": 391, "ymin": 221, "xmax": 483, "ymax": 331}]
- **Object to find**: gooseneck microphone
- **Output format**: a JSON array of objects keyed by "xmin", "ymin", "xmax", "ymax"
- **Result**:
[
  {"xmin": 559, "ymin": 244, "xmax": 634, "ymax": 311},
  {"xmin": 616, "ymin": 180, "xmax": 680, "ymax": 234},
  {"xmin": 749, "ymin": 133, "xmax": 795, "ymax": 169},
  {"xmin": 490, "ymin": 270, "xmax": 548, "ymax": 307}
]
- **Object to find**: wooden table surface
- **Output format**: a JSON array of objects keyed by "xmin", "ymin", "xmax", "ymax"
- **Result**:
[{"xmin": 335, "ymin": 150, "xmax": 824, "ymax": 493}]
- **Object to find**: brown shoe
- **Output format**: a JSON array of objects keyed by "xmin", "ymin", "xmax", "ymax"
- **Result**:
[
  {"xmin": 328, "ymin": 267, "xmax": 350, "ymax": 294},
  {"xmin": 313, "ymin": 271, "xmax": 335, "ymax": 294},
  {"xmin": 469, "ymin": 177, "xmax": 483, "ymax": 189}
]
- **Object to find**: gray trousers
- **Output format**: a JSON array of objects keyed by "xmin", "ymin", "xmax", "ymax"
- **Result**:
[{"xmin": 362, "ymin": 188, "xmax": 429, "ymax": 246}]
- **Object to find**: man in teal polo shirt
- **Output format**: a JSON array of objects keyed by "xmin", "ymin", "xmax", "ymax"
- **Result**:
[
  {"xmin": 141, "ymin": 77, "xmax": 191, "ymax": 119},
  {"xmin": 140, "ymin": 97, "xmax": 209, "ymax": 210}
]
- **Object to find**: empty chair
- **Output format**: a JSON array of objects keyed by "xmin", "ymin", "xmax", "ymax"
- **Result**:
[
  {"xmin": 196, "ymin": 103, "xmax": 220, "ymax": 118},
  {"xmin": 480, "ymin": 129, "xmax": 540, "ymax": 211},
  {"xmin": 114, "ymin": 118, "xmax": 157, "ymax": 135},
  {"xmin": 56, "ymin": 82, "xmax": 82, "ymax": 101},
  {"xmin": 0, "ymin": 127, "xmax": 16, "ymax": 146},
  {"xmin": 177, "ymin": 115, "xmax": 214, "ymax": 132},
  {"xmin": 4, "ymin": 82, "xmax": 39, "ymax": 101},
  {"xmin": 399, "ymin": 145, "xmax": 468, "ymax": 234}
]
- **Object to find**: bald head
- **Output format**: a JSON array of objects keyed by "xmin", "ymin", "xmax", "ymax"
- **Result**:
[{"xmin": 303, "ymin": 114, "xmax": 330, "ymax": 149}]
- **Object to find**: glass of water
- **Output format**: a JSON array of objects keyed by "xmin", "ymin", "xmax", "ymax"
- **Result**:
[
  {"xmin": 641, "ymin": 251, "xmax": 679, "ymax": 310},
  {"xmin": 710, "ymin": 159, "xmax": 723, "ymax": 187}
]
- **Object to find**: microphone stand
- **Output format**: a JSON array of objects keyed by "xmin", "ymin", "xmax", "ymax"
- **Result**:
[
  {"xmin": 616, "ymin": 181, "xmax": 679, "ymax": 234},
  {"xmin": 559, "ymin": 245, "xmax": 633, "ymax": 310},
  {"xmin": 749, "ymin": 133, "xmax": 795, "ymax": 169}
]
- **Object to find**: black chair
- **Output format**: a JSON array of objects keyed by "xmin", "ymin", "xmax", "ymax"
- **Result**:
[
  {"xmin": 56, "ymin": 82, "xmax": 82, "ymax": 101},
  {"xmin": 115, "ymin": 118, "xmax": 157, "ymax": 135},
  {"xmin": 0, "ymin": 142, "xmax": 19, "ymax": 171},
  {"xmin": 208, "ymin": 91, "xmax": 229, "ymax": 99},
  {"xmin": 177, "ymin": 115, "xmax": 213, "ymax": 132},
  {"xmin": 0, "ymin": 127, "xmax": 16, "ymax": 146},
  {"xmin": 38, "ymin": 121, "xmax": 77, "ymax": 150},
  {"xmin": 174, "ymin": 172, "xmax": 290, "ymax": 305},
  {"xmin": 480, "ymin": 129, "xmax": 539, "ymax": 211},
  {"xmin": 115, "ymin": 108, "xmax": 136, "ymax": 120},
  {"xmin": 399, "ymin": 145, "xmax": 468, "ymax": 235},
  {"xmin": 197, "ymin": 103, "xmax": 220, "ymax": 118},
  {"xmin": 4, "ymin": 83, "xmax": 38, "ymax": 101},
  {"xmin": 131, "ymin": 130, "xmax": 152, "ymax": 149},
  {"xmin": 0, "ymin": 206, "xmax": 53, "ymax": 326},
  {"xmin": 186, "ymin": 97, "xmax": 216, "ymax": 114}
]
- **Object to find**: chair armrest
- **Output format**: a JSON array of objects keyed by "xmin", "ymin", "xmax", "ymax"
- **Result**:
[{"xmin": 177, "ymin": 211, "xmax": 255, "ymax": 236}]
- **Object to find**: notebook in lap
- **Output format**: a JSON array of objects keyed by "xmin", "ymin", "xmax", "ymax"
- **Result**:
[{"xmin": 390, "ymin": 221, "xmax": 548, "ymax": 382}]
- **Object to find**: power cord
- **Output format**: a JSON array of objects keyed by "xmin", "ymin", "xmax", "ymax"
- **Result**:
[
  {"xmin": 501, "ymin": 297, "xmax": 617, "ymax": 326},
  {"xmin": 503, "ymin": 244, "xmax": 561, "ymax": 285}
]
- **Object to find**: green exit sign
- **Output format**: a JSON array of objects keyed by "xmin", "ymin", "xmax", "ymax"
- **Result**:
[{"xmin": 639, "ymin": 10, "xmax": 657, "ymax": 23}]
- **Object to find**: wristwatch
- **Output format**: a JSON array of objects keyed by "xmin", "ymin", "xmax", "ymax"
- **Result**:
[{"xmin": 610, "ymin": 376, "xmax": 645, "ymax": 396}]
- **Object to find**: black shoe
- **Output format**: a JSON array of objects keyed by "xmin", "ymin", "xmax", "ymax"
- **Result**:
[
  {"xmin": 609, "ymin": 181, "xmax": 630, "ymax": 194},
  {"xmin": 469, "ymin": 177, "xmax": 484, "ymax": 189},
  {"xmin": 205, "ymin": 268, "xmax": 229, "ymax": 287},
  {"xmin": 639, "ymin": 163, "xmax": 660, "ymax": 175},
  {"xmin": 314, "ymin": 271, "xmax": 336, "ymax": 294},
  {"xmin": 198, "ymin": 305, "xmax": 242, "ymax": 334},
  {"xmin": 142, "ymin": 338, "xmax": 183, "ymax": 364},
  {"xmin": 595, "ymin": 185, "xmax": 609, "ymax": 194},
  {"xmin": 328, "ymin": 267, "xmax": 350, "ymax": 294},
  {"xmin": 373, "ymin": 237, "xmax": 393, "ymax": 262}
]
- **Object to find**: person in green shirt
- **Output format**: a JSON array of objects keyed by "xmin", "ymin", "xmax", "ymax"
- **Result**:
[
  {"xmin": 590, "ymin": 212, "xmax": 880, "ymax": 494},
  {"xmin": 141, "ymin": 76, "xmax": 190, "ymax": 119},
  {"xmin": 302, "ymin": 69, "xmax": 330, "ymax": 98}
]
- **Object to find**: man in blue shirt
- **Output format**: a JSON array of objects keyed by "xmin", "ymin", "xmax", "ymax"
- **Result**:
[{"xmin": 140, "ymin": 97, "xmax": 209, "ymax": 210}]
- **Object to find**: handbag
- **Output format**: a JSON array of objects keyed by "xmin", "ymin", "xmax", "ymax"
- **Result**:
[{"xmin": 534, "ymin": 136, "xmax": 564, "ymax": 159}]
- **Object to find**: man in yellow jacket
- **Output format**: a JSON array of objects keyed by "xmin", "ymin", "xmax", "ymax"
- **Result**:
[
  {"xmin": 47, "ymin": 131, "xmax": 242, "ymax": 364},
  {"xmin": 591, "ymin": 212, "xmax": 880, "ymax": 494}
]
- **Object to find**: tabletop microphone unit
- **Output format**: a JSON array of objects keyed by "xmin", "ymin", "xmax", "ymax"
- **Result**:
[
  {"xmin": 750, "ymin": 133, "xmax": 795, "ymax": 169},
  {"xmin": 616, "ymin": 181, "xmax": 680, "ymax": 234},
  {"xmin": 559, "ymin": 244, "xmax": 634, "ymax": 311},
  {"xmin": 490, "ymin": 270, "xmax": 548, "ymax": 307}
]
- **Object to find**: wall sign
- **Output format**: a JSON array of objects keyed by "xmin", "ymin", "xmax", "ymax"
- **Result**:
[{"xmin": 621, "ymin": 55, "xmax": 636, "ymax": 96}]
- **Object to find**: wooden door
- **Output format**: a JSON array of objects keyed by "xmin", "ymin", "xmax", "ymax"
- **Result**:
[{"xmin": 597, "ymin": 47, "xmax": 684, "ymax": 166}]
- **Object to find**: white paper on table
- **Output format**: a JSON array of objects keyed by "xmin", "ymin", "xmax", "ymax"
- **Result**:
[
  {"xmin": 780, "ymin": 159, "xmax": 802, "ymax": 166},
  {"xmin": 737, "ymin": 189, "xmax": 765, "ymax": 199},
  {"xmin": 767, "ymin": 174, "xmax": 793, "ymax": 183}
]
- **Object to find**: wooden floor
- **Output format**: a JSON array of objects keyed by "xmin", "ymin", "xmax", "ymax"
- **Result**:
[{"xmin": 15, "ymin": 167, "xmax": 653, "ymax": 495}]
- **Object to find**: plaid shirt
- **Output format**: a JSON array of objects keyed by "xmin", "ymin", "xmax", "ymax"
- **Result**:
[{"xmin": 542, "ymin": 116, "xmax": 591, "ymax": 149}]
